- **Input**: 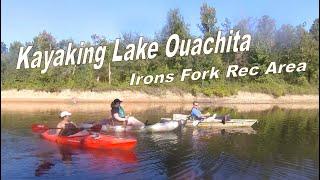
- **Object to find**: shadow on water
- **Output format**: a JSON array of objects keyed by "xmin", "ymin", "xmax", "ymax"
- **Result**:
[{"xmin": 1, "ymin": 103, "xmax": 319, "ymax": 179}]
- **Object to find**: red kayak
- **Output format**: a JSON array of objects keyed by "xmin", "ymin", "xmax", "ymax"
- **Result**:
[{"xmin": 41, "ymin": 130, "xmax": 137, "ymax": 150}]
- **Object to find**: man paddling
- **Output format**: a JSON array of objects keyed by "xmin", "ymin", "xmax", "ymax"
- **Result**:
[
  {"xmin": 110, "ymin": 99, "xmax": 145, "ymax": 127},
  {"xmin": 190, "ymin": 101, "xmax": 230, "ymax": 124},
  {"xmin": 57, "ymin": 111, "xmax": 89, "ymax": 136},
  {"xmin": 191, "ymin": 101, "xmax": 212, "ymax": 120}
]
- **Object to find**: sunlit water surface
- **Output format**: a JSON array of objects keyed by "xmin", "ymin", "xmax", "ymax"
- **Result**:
[{"xmin": 1, "ymin": 103, "xmax": 319, "ymax": 179}]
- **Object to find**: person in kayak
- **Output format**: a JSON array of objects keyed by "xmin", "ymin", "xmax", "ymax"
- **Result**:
[
  {"xmin": 190, "ymin": 101, "xmax": 211, "ymax": 120},
  {"xmin": 190, "ymin": 101, "xmax": 230, "ymax": 123},
  {"xmin": 110, "ymin": 99, "xmax": 145, "ymax": 127},
  {"xmin": 57, "ymin": 111, "xmax": 89, "ymax": 136}
]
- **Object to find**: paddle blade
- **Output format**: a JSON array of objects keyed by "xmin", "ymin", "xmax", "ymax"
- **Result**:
[
  {"xmin": 32, "ymin": 124, "xmax": 49, "ymax": 133},
  {"xmin": 192, "ymin": 120, "xmax": 200, "ymax": 127}
]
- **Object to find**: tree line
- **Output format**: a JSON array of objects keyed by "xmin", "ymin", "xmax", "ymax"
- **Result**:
[{"xmin": 1, "ymin": 3, "xmax": 319, "ymax": 96}]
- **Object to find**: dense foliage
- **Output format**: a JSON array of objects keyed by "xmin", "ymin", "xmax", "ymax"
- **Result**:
[{"xmin": 1, "ymin": 4, "xmax": 319, "ymax": 96}]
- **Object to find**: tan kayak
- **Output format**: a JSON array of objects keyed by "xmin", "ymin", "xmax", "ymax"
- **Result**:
[
  {"xmin": 185, "ymin": 119, "xmax": 258, "ymax": 127},
  {"xmin": 170, "ymin": 114, "xmax": 258, "ymax": 128}
]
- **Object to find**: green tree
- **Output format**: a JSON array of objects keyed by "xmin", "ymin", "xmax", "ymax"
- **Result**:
[
  {"xmin": 310, "ymin": 18, "xmax": 319, "ymax": 41},
  {"xmin": 33, "ymin": 31, "xmax": 56, "ymax": 50},
  {"xmin": 159, "ymin": 9, "xmax": 190, "ymax": 41},
  {"xmin": 300, "ymin": 30, "xmax": 319, "ymax": 83},
  {"xmin": 198, "ymin": 3, "xmax": 218, "ymax": 37},
  {"xmin": 1, "ymin": 42, "xmax": 8, "ymax": 54},
  {"xmin": 255, "ymin": 15, "xmax": 276, "ymax": 52}
]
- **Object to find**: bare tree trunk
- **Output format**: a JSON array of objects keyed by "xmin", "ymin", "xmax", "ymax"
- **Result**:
[
  {"xmin": 72, "ymin": 65, "xmax": 76, "ymax": 75},
  {"xmin": 108, "ymin": 62, "xmax": 111, "ymax": 85}
]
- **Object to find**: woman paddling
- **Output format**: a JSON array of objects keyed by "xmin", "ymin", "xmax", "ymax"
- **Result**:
[{"xmin": 110, "ymin": 99, "xmax": 145, "ymax": 127}]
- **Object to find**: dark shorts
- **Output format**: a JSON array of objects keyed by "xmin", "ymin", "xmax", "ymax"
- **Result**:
[{"xmin": 60, "ymin": 128, "xmax": 80, "ymax": 136}]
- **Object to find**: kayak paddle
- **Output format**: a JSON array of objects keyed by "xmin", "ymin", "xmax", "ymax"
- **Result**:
[{"xmin": 31, "ymin": 123, "xmax": 102, "ymax": 133}]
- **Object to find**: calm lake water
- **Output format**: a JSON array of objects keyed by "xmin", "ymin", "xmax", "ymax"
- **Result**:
[{"xmin": 1, "ymin": 103, "xmax": 319, "ymax": 179}]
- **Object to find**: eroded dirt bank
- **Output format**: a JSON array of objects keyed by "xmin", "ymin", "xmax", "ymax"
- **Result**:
[
  {"xmin": 1, "ymin": 89, "xmax": 318, "ymax": 104},
  {"xmin": 1, "ymin": 89, "xmax": 318, "ymax": 113}
]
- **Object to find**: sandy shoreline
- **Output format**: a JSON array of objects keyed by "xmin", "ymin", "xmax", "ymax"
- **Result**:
[
  {"xmin": 1, "ymin": 101, "xmax": 319, "ymax": 113},
  {"xmin": 1, "ymin": 89, "xmax": 318, "ymax": 104},
  {"xmin": 1, "ymin": 89, "xmax": 318, "ymax": 113}
]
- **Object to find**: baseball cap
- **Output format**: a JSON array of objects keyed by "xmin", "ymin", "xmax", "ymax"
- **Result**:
[
  {"xmin": 113, "ymin": 99, "xmax": 123, "ymax": 103},
  {"xmin": 60, "ymin": 111, "xmax": 72, "ymax": 118}
]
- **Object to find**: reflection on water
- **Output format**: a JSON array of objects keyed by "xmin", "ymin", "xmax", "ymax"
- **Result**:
[
  {"xmin": 1, "ymin": 103, "xmax": 319, "ymax": 179},
  {"xmin": 35, "ymin": 161, "xmax": 54, "ymax": 177}
]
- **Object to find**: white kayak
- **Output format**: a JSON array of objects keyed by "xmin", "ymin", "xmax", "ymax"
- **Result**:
[
  {"xmin": 101, "ymin": 125, "xmax": 138, "ymax": 132},
  {"xmin": 81, "ymin": 121, "xmax": 180, "ymax": 133},
  {"xmin": 144, "ymin": 121, "xmax": 179, "ymax": 132}
]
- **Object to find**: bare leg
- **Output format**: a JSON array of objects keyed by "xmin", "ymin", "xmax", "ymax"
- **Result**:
[
  {"xmin": 211, "ymin": 115, "xmax": 231, "ymax": 124},
  {"xmin": 203, "ymin": 116, "xmax": 221, "ymax": 122},
  {"xmin": 127, "ymin": 116, "xmax": 145, "ymax": 127},
  {"xmin": 202, "ymin": 114, "xmax": 230, "ymax": 123}
]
